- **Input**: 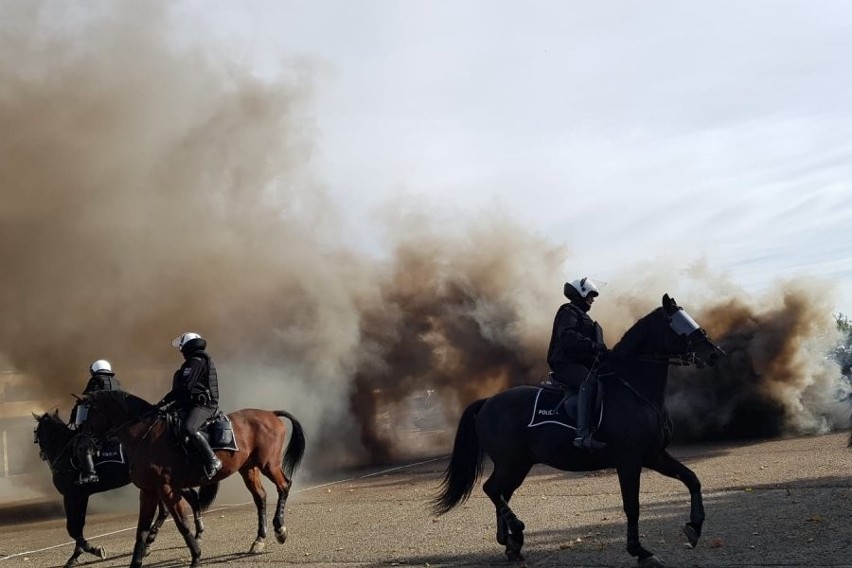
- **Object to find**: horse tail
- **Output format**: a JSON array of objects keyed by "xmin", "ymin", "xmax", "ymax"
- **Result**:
[
  {"xmin": 431, "ymin": 398, "xmax": 487, "ymax": 516},
  {"xmin": 198, "ymin": 482, "xmax": 219, "ymax": 512},
  {"xmin": 274, "ymin": 410, "xmax": 306, "ymax": 478}
]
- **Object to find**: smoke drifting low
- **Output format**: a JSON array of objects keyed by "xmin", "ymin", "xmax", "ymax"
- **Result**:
[{"xmin": 1, "ymin": 2, "xmax": 848, "ymax": 491}]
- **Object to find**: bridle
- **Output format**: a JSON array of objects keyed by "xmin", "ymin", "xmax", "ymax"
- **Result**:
[
  {"xmin": 635, "ymin": 308, "xmax": 719, "ymax": 367},
  {"xmin": 33, "ymin": 419, "xmax": 76, "ymax": 471}
]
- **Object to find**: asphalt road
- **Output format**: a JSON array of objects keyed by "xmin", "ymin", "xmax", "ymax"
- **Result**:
[{"xmin": 1, "ymin": 432, "xmax": 850, "ymax": 568}]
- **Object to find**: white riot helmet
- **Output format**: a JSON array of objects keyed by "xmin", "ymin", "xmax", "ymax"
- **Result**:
[
  {"xmin": 172, "ymin": 332, "xmax": 203, "ymax": 351},
  {"xmin": 89, "ymin": 359, "xmax": 113, "ymax": 375},
  {"xmin": 564, "ymin": 277, "xmax": 600, "ymax": 300}
]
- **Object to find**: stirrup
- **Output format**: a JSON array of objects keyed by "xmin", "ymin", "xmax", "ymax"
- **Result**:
[{"xmin": 75, "ymin": 474, "xmax": 99, "ymax": 485}]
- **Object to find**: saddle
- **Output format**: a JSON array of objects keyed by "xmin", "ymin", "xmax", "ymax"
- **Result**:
[
  {"xmin": 527, "ymin": 380, "xmax": 604, "ymax": 430},
  {"xmin": 163, "ymin": 410, "xmax": 239, "ymax": 452}
]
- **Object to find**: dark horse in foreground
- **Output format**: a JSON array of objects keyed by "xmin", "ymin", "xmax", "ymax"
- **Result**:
[
  {"xmin": 82, "ymin": 390, "xmax": 305, "ymax": 568},
  {"xmin": 32, "ymin": 410, "xmax": 216, "ymax": 567},
  {"xmin": 433, "ymin": 295, "xmax": 725, "ymax": 567}
]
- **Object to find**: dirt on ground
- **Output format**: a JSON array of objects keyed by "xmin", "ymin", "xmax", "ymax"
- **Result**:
[{"xmin": 0, "ymin": 432, "xmax": 850, "ymax": 568}]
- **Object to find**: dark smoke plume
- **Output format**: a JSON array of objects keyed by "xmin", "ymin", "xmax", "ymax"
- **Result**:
[
  {"xmin": 666, "ymin": 281, "xmax": 850, "ymax": 441},
  {"xmin": 0, "ymin": 3, "xmax": 849, "ymax": 503}
]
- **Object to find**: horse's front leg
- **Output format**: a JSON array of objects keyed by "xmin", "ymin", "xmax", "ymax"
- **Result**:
[
  {"xmin": 160, "ymin": 485, "xmax": 202, "ymax": 567},
  {"xmin": 616, "ymin": 462, "xmax": 663, "ymax": 568},
  {"xmin": 130, "ymin": 490, "xmax": 159, "ymax": 568},
  {"xmin": 63, "ymin": 493, "xmax": 105, "ymax": 567},
  {"xmin": 143, "ymin": 500, "xmax": 170, "ymax": 555},
  {"xmin": 646, "ymin": 449, "xmax": 705, "ymax": 547}
]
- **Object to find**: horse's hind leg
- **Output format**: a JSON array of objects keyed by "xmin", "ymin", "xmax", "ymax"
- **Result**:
[
  {"xmin": 482, "ymin": 461, "xmax": 532, "ymax": 561},
  {"xmin": 240, "ymin": 467, "xmax": 269, "ymax": 553},
  {"xmin": 646, "ymin": 449, "xmax": 705, "ymax": 548},
  {"xmin": 262, "ymin": 462, "xmax": 292, "ymax": 544},
  {"xmin": 180, "ymin": 487, "xmax": 205, "ymax": 542}
]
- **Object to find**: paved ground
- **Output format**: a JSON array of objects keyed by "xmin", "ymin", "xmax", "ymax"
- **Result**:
[{"xmin": 0, "ymin": 432, "xmax": 850, "ymax": 568}]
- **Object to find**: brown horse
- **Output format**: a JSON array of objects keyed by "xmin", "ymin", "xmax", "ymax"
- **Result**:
[
  {"xmin": 82, "ymin": 389, "xmax": 305, "ymax": 568},
  {"xmin": 32, "ymin": 410, "xmax": 215, "ymax": 567}
]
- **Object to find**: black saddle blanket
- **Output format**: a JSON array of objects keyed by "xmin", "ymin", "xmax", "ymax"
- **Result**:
[
  {"xmin": 94, "ymin": 438, "xmax": 125, "ymax": 466},
  {"xmin": 167, "ymin": 411, "xmax": 239, "ymax": 452},
  {"xmin": 527, "ymin": 386, "xmax": 579, "ymax": 430},
  {"xmin": 201, "ymin": 413, "xmax": 239, "ymax": 451}
]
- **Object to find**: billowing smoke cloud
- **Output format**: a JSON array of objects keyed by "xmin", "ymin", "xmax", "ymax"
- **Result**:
[
  {"xmin": 1, "ymin": 2, "xmax": 849, "ymax": 507},
  {"xmin": 666, "ymin": 281, "xmax": 850, "ymax": 441}
]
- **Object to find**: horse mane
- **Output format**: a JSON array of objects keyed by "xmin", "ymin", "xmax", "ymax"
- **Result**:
[
  {"xmin": 91, "ymin": 389, "xmax": 155, "ymax": 418},
  {"xmin": 611, "ymin": 307, "xmax": 663, "ymax": 361}
]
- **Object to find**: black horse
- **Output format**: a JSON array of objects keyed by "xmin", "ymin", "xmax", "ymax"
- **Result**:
[
  {"xmin": 433, "ymin": 294, "xmax": 725, "ymax": 567},
  {"xmin": 33, "ymin": 410, "xmax": 218, "ymax": 567}
]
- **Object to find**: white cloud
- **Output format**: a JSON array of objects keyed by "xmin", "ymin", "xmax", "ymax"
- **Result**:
[{"xmin": 180, "ymin": 0, "xmax": 852, "ymax": 314}]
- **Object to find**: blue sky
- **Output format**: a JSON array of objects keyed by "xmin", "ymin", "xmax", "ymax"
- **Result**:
[{"xmin": 178, "ymin": 1, "xmax": 852, "ymax": 314}]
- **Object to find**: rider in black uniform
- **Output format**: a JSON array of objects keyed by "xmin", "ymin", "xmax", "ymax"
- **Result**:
[
  {"xmin": 158, "ymin": 332, "xmax": 222, "ymax": 479},
  {"xmin": 72, "ymin": 359, "xmax": 122, "ymax": 484},
  {"xmin": 547, "ymin": 277, "xmax": 609, "ymax": 450}
]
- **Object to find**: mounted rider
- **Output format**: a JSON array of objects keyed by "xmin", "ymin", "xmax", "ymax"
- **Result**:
[
  {"xmin": 157, "ymin": 332, "xmax": 222, "ymax": 479},
  {"xmin": 547, "ymin": 277, "xmax": 609, "ymax": 450},
  {"xmin": 71, "ymin": 359, "xmax": 123, "ymax": 484}
]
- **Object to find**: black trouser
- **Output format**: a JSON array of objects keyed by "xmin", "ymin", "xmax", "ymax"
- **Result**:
[
  {"xmin": 182, "ymin": 405, "xmax": 216, "ymax": 436},
  {"xmin": 551, "ymin": 363, "xmax": 593, "ymax": 391},
  {"xmin": 553, "ymin": 364, "xmax": 602, "ymax": 444},
  {"xmin": 181, "ymin": 405, "xmax": 221, "ymax": 476}
]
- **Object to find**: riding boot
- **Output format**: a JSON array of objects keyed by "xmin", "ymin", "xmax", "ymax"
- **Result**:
[
  {"xmin": 188, "ymin": 432, "xmax": 222, "ymax": 479},
  {"xmin": 573, "ymin": 379, "xmax": 606, "ymax": 450},
  {"xmin": 75, "ymin": 453, "xmax": 100, "ymax": 485}
]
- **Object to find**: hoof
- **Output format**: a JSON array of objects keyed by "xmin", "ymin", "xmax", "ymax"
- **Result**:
[
  {"xmin": 275, "ymin": 527, "xmax": 288, "ymax": 544},
  {"xmin": 496, "ymin": 520, "xmax": 508, "ymax": 546},
  {"xmin": 638, "ymin": 554, "xmax": 665, "ymax": 568},
  {"xmin": 505, "ymin": 535, "xmax": 524, "ymax": 562},
  {"xmin": 63, "ymin": 560, "xmax": 79, "ymax": 568},
  {"xmin": 683, "ymin": 523, "xmax": 700, "ymax": 548},
  {"xmin": 95, "ymin": 547, "xmax": 106, "ymax": 560},
  {"xmin": 249, "ymin": 539, "xmax": 266, "ymax": 554},
  {"xmin": 505, "ymin": 549, "xmax": 524, "ymax": 562}
]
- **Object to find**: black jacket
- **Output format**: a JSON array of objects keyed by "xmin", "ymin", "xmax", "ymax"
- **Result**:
[
  {"xmin": 547, "ymin": 302, "xmax": 606, "ymax": 372},
  {"xmin": 82, "ymin": 373, "xmax": 122, "ymax": 394},
  {"xmin": 162, "ymin": 350, "xmax": 219, "ymax": 409}
]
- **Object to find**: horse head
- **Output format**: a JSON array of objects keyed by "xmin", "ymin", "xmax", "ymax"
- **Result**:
[
  {"xmin": 32, "ymin": 408, "xmax": 71, "ymax": 461},
  {"xmin": 660, "ymin": 294, "xmax": 725, "ymax": 367}
]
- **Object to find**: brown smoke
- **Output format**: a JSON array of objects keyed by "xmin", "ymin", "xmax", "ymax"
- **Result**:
[
  {"xmin": 1, "ymin": 4, "xmax": 849, "ymax": 507},
  {"xmin": 666, "ymin": 280, "xmax": 850, "ymax": 441}
]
